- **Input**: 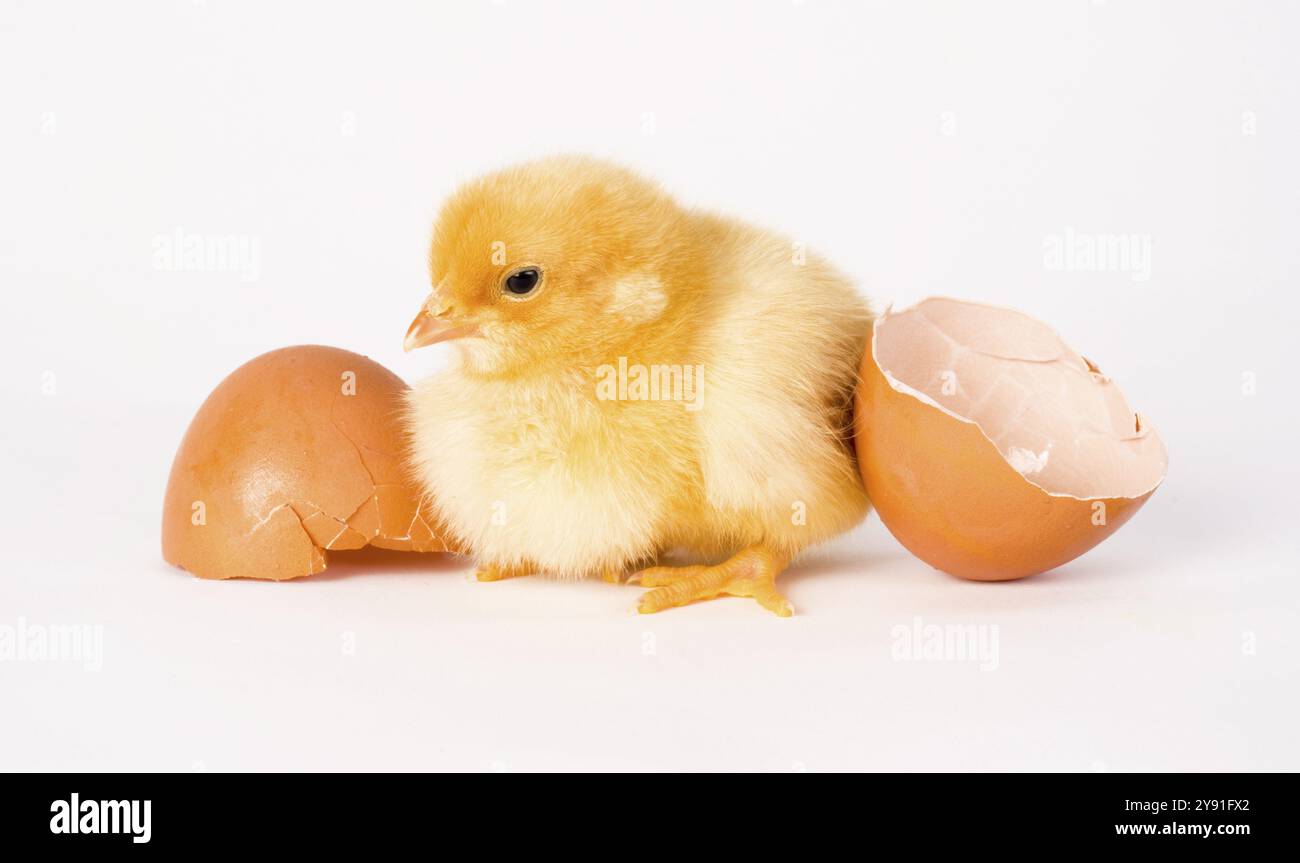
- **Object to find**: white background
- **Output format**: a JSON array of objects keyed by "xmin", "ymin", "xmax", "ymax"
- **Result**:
[{"xmin": 2, "ymin": 0, "xmax": 1297, "ymax": 771}]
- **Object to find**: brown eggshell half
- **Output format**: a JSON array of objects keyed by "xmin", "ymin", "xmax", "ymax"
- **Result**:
[
  {"xmin": 162, "ymin": 345, "xmax": 451, "ymax": 580},
  {"xmin": 855, "ymin": 297, "xmax": 1167, "ymax": 581}
]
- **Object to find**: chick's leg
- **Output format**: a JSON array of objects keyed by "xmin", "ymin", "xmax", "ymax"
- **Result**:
[{"xmin": 635, "ymin": 546, "xmax": 792, "ymax": 617}]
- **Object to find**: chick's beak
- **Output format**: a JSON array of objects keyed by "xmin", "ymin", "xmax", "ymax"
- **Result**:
[{"xmin": 403, "ymin": 294, "xmax": 478, "ymax": 352}]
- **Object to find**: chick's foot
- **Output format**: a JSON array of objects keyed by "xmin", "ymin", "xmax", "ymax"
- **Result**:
[
  {"xmin": 634, "ymin": 546, "xmax": 792, "ymax": 617},
  {"xmin": 475, "ymin": 563, "xmax": 535, "ymax": 582}
]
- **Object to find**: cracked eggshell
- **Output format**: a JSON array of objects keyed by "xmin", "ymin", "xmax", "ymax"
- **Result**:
[
  {"xmin": 162, "ymin": 345, "xmax": 451, "ymax": 580},
  {"xmin": 854, "ymin": 297, "xmax": 1167, "ymax": 581}
]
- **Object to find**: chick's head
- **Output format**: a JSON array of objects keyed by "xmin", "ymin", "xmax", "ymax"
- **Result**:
[{"xmin": 405, "ymin": 156, "xmax": 683, "ymax": 375}]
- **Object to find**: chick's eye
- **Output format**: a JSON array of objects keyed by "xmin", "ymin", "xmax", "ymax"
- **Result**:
[{"xmin": 505, "ymin": 268, "xmax": 540, "ymax": 296}]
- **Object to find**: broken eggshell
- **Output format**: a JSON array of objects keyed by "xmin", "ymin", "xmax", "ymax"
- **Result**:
[
  {"xmin": 855, "ymin": 297, "xmax": 1167, "ymax": 581},
  {"xmin": 162, "ymin": 345, "xmax": 450, "ymax": 580}
]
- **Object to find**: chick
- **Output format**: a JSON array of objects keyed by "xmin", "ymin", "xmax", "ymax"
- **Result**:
[{"xmin": 403, "ymin": 156, "xmax": 871, "ymax": 615}]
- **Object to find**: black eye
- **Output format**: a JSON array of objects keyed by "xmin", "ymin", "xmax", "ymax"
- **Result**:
[{"xmin": 505, "ymin": 268, "xmax": 540, "ymax": 296}]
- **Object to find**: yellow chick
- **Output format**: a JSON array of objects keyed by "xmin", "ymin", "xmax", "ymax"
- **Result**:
[{"xmin": 403, "ymin": 156, "xmax": 871, "ymax": 615}]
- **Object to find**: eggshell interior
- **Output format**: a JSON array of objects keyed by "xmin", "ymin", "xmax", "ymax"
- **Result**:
[
  {"xmin": 162, "ymin": 345, "xmax": 451, "ymax": 580},
  {"xmin": 873, "ymin": 298, "xmax": 1167, "ymax": 500}
]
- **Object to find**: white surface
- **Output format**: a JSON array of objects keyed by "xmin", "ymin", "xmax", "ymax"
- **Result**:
[{"xmin": 2, "ymin": 0, "xmax": 1297, "ymax": 771}]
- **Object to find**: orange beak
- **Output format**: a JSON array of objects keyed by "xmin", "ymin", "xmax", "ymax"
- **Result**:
[{"xmin": 403, "ymin": 293, "xmax": 478, "ymax": 352}]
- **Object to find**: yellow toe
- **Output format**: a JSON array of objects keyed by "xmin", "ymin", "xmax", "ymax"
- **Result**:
[
  {"xmin": 475, "ymin": 564, "xmax": 533, "ymax": 582},
  {"xmin": 635, "ymin": 564, "xmax": 709, "ymax": 588}
]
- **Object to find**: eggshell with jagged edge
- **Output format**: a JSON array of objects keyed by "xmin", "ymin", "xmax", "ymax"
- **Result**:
[
  {"xmin": 854, "ymin": 298, "xmax": 1167, "ymax": 581},
  {"xmin": 162, "ymin": 345, "xmax": 452, "ymax": 580}
]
